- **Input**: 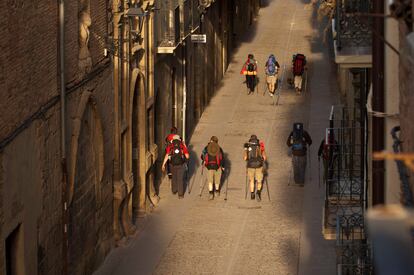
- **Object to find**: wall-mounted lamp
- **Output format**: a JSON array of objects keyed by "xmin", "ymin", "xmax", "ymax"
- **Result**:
[{"xmin": 126, "ymin": 7, "xmax": 148, "ymax": 42}]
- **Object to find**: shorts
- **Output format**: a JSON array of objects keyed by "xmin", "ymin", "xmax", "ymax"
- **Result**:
[
  {"xmin": 247, "ymin": 167, "xmax": 263, "ymax": 183},
  {"xmin": 266, "ymin": 75, "xmax": 277, "ymax": 85}
]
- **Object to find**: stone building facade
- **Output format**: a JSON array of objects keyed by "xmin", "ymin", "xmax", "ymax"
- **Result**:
[
  {"xmin": 0, "ymin": 0, "xmax": 260, "ymax": 274},
  {"xmin": 0, "ymin": 0, "xmax": 113, "ymax": 274}
]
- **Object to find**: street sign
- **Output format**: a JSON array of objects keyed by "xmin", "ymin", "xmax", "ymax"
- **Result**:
[{"xmin": 191, "ymin": 34, "xmax": 206, "ymax": 43}]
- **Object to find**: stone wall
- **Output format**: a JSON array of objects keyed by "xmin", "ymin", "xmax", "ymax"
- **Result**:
[
  {"xmin": 399, "ymin": 21, "xmax": 414, "ymax": 200},
  {"xmin": 0, "ymin": 1, "xmax": 58, "ymax": 141},
  {"xmin": 0, "ymin": 0, "xmax": 114, "ymax": 274}
]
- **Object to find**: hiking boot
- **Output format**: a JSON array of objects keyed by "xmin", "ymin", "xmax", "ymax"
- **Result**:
[
  {"xmin": 209, "ymin": 191, "xmax": 214, "ymax": 200},
  {"xmin": 256, "ymin": 190, "xmax": 262, "ymax": 202},
  {"xmin": 250, "ymin": 192, "xmax": 255, "ymax": 200}
]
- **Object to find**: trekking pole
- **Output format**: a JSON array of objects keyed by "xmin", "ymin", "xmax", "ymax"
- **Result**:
[
  {"xmin": 288, "ymin": 158, "xmax": 293, "ymax": 186},
  {"xmin": 308, "ymin": 147, "xmax": 312, "ymax": 182},
  {"xmin": 245, "ymin": 168, "xmax": 248, "ymax": 199},
  {"xmin": 224, "ymin": 168, "xmax": 229, "ymax": 201},
  {"xmin": 199, "ymin": 165, "xmax": 205, "ymax": 197},
  {"xmin": 265, "ymin": 177, "xmax": 271, "ymax": 201},
  {"xmin": 318, "ymin": 158, "xmax": 321, "ymax": 188},
  {"xmin": 304, "ymin": 70, "xmax": 308, "ymax": 95}
]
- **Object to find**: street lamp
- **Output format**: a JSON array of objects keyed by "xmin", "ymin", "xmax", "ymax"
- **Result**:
[{"xmin": 125, "ymin": 7, "xmax": 148, "ymax": 43}]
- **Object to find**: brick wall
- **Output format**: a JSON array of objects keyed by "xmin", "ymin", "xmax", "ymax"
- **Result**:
[
  {"xmin": 65, "ymin": 0, "xmax": 79, "ymax": 83},
  {"xmin": 90, "ymin": 0, "xmax": 108, "ymax": 66},
  {"xmin": 0, "ymin": 1, "xmax": 114, "ymax": 274},
  {"xmin": 0, "ymin": 0, "xmax": 58, "ymax": 142}
]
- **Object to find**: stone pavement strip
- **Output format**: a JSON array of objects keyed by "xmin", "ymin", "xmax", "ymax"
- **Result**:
[{"xmin": 94, "ymin": 1, "xmax": 337, "ymax": 274}]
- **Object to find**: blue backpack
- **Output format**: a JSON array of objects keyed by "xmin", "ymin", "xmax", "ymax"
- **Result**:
[
  {"xmin": 292, "ymin": 123, "xmax": 304, "ymax": 151},
  {"xmin": 267, "ymin": 56, "xmax": 277, "ymax": 75}
]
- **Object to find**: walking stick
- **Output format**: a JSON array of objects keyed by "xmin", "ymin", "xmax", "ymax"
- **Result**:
[
  {"xmin": 199, "ymin": 164, "xmax": 205, "ymax": 197},
  {"xmin": 318, "ymin": 158, "xmax": 321, "ymax": 188},
  {"xmin": 224, "ymin": 168, "xmax": 229, "ymax": 201},
  {"xmin": 307, "ymin": 146, "xmax": 312, "ymax": 183},
  {"xmin": 265, "ymin": 177, "xmax": 271, "ymax": 201},
  {"xmin": 245, "ymin": 168, "xmax": 248, "ymax": 199},
  {"xmin": 304, "ymin": 70, "xmax": 308, "ymax": 95}
]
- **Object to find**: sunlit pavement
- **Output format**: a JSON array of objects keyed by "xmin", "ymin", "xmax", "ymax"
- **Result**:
[{"xmin": 95, "ymin": 0, "xmax": 338, "ymax": 274}]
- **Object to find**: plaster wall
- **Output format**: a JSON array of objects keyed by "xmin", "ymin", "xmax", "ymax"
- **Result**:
[{"xmin": 384, "ymin": 6, "xmax": 401, "ymax": 204}]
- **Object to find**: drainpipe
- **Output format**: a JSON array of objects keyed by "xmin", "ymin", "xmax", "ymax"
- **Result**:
[
  {"xmin": 58, "ymin": 0, "xmax": 68, "ymax": 274},
  {"xmin": 182, "ymin": 42, "xmax": 187, "ymax": 142},
  {"xmin": 372, "ymin": 0, "xmax": 385, "ymax": 205}
]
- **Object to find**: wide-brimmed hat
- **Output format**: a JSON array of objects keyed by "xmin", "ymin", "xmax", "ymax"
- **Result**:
[{"xmin": 207, "ymin": 141, "xmax": 220, "ymax": 156}]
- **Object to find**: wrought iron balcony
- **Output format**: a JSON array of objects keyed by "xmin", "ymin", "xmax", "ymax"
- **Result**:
[
  {"xmin": 334, "ymin": 0, "xmax": 372, "ymax": 51},
  {"xmin": 155, "ymin": 0, "xmax": 201, "ymax": 54}
]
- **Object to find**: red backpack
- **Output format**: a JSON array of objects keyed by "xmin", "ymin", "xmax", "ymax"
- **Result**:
[
  {"xmin": 293, "ymin": 54, "xmax": 306, "ymax": 76},
  {"xmin": 204, "ymin": 152, "xmax": 222, "ymax": 170}
]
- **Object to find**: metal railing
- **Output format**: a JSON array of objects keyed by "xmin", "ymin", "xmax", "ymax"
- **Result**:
[
  {"xmin": 335, "ymin": 0, "xmax": 372, "ymax": 50},
  {"xmin": 155, "ymin": 0, "xmax": 200, "ymax": 50},
  {"xmin": 155, "ymin": 0, "xmax": 180, "ymax": 47}
]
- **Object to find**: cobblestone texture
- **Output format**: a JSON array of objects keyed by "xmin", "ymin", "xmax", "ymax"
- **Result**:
[{"xmin": 95, "ymin": 1, "xmax": 336, "ymax": 275}]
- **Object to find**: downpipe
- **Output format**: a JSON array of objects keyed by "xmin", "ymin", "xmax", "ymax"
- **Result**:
[
  {"xmin": 58, "ymin": 0, "xmax": 68, "ymax": 274},
  {"xmin": 182, "ymin": 42, "xmax": 187, "ymax": 142}
]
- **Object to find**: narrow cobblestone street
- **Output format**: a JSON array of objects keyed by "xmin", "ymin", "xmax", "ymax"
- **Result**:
[{"xmin": 96, "ymin": 0, "xmax": 337, "ymax": 274}]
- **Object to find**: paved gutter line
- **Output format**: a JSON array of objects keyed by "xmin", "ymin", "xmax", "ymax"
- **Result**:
[
  {"xmin": 224, "ymin": 209, "xmax": 250, "ymax": 275},
  {"xmin": 264, "ymin": 2, "xmax": 298, "ymax": 146}
]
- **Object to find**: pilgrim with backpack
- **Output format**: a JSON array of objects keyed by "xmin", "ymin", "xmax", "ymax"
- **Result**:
[
  {"xmin": 162, "ymin": 136, "xmax": 190, "ymax": 198},
  {"xmin": 265, "ymin": 54, "xmax": 280, "ymax": 96},
  {"xmin": 244, "ymin": 135, "xmax": 267, "ymax": 201},
  {"xmin": 241, "ymin": 54, "xmax": 258, "ymax": 94},
  {"xmin": 286, "ymin": 123, "xmax": 312, "ymax": 184},
  {"xmin": 201, "ymin": 136, "xmax": 225, "ymax": 200},
  {"xmin": 292, "ymin": 54, "xmax": 307, "ymax": 94}
]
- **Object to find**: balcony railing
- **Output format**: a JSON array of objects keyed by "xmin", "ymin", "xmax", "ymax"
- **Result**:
[
  {"xmin": 156, "ymin": 0, "xmax": 201, "ymax": 54},
  {"xmin": 334, "ymin": 0, "xmax": 372, "ymax": 50}
]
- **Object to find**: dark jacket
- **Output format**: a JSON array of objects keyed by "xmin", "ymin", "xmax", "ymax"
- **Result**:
[{"xmin": 286, "ymin": 130, "xmax": 312, "ymax": 156}]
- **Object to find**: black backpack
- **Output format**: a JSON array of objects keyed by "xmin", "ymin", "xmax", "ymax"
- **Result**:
[
  {"xmin": 247, "ymin": 138, "xmax": 263, "ymax": 168},
  {"xmin": 292, "ymin": 123, "xmax": 304, "ymax": 151},
  {"xmin": 169, "ymin": 139, "xmax": 185, "ymax": 166},
  {"xmin": 247, "ymin": 62, "xmax": 255, "ymax": 72}
]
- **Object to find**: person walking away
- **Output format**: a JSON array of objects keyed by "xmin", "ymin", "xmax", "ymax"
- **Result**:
[
  {"xmin": 162, "ymin": 138, "xmax": 190, "ymax": 198},
  {"xmin": 201, "ymin": 136, "xmax": 225, "ymax": 200},
  {"xmin": 164, "ymin": 127, "xmax": 182, "ymax": 178},
  {"xmin": 286, "ymin": 123, "xmax": 312, "ymax": 184},
  {"xmin": 240, "ymin": 54, "xmax": 258, "ymax": 94},
  {"xmin": 292, "ymin": 54, "xmax": 307, "ymax": 94},
  {"xmin": 317, "ymin": 129, "xmax": 338, "ymax": 192},
  {"xmin": 265, "ymin": 54, "xmax": 280, "ymax": 96},
  {"xmin": 244, "ymin": 135, "xmax": 267, "ymax": 201}
]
